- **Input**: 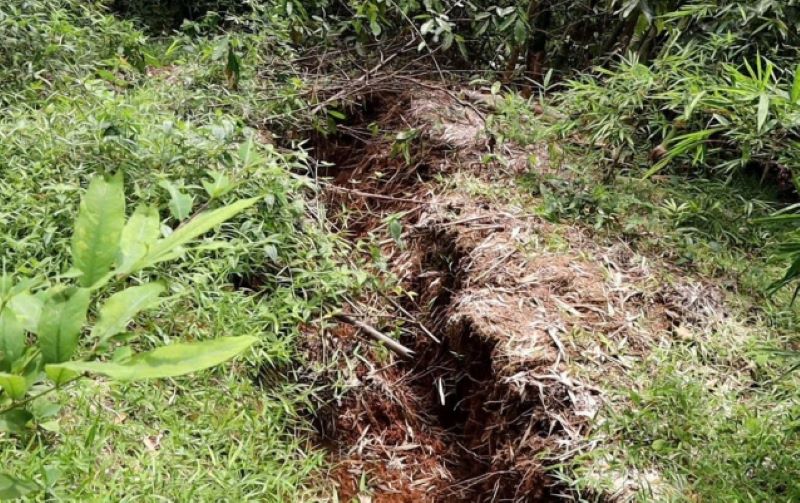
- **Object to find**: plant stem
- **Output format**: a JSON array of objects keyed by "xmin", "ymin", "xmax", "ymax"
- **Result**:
[{"xmin": 0, "ymin": 377, "xmax": 80, "ymax": 415}]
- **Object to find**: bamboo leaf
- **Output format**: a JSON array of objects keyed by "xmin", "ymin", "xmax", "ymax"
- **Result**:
[
  {"xmin": 90, "ymin": 283, "xmax": 165, "ymax": 345},
  {"xmin": 754, "ymin": 213, "xmax": 800, "ymax": 223},
  {"xmin": 47, "ymin": 335, "xmax": 257, "ymax": 380},
  {"xmin": 792, "ymin": 64, "xmax": 800, "ymax": 103},
  {"xmin": 72, "ymin": 173, "xmax": 125, "ymax": 288},
  {"xmin": 757, "ymin": 93, "xmax": 769, "ymax": 132},
  {"xmin": 130, "ymin": 197, "xmax": 259, "ymax": 272},
  {"xmin": 767, "ymin": 254, "xmax": 800, "ymax": 295},
  {"xmin": 643, "ymin": 128, "xmax": 720, "ymax": 178},
  {"xmin": 38, "ymin": 288, "xmax": 91, "ymax": 364}
]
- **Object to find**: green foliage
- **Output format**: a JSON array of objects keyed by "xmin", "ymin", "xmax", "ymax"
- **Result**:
[
  {"xmin": 49, "ymin": 336, "xmax": 257, "ymax": 380},
  {"xmin": 0, "ymin": 307, "xmax": 25, "ymax": 372},
  {"xmin": 554, "ymin": 51, "xmax": 800, "ymax": 181},
  {"xmin": 494, "ymin": 1, "xmax": 800, "ymax": 295},
  {"xmin": 516, "ymin": 163, "xmax": 777, "ymax": 252},
  {"xmin": 90, "ymin": 283, "xmax": 165, "ymax": 344},
  {"xmin": 265, "ymin": 0, "xmax": 622, "ymax": 69},
  {"xmin": 572, "ymin": 336, "xmax": 800, "ymax": 501},
  {"xmin": 159, "ymin": 180, "xmax": 195, "ymax": 222},
  {"xmin": 133, "ymin": 196, "xmax": 259, "ymax": 271},
  {"xmin": 38, "ymin": 287, "xmax": 92, "ymax": 364},
  {"xmin": 72, "ymin": 173, "xmax": 126, "ymax": 288},
  {"xmin": 9, "ymin": 0, "xmax": 799, "ymax": 500},
  {"xmin": 757, "ymin": 209, "xmax": 800, "ymax": 297},
  {"xmin": 0, "ymin": 174, "xmax": 260, "ymax": 439},
  {"xmin": 485, "ymin": 7, "xmax": 800, "ymax": 499},
  {"xmin": 0, "ymin": 0, "xmax": 147, "ymax": 103},
  {"xmin": 0, "ymin": 0, "xmax": 353, "ymax": 498},
  {"xmin": 110, "ymin": 0, "xmax": 254, "ymax": 32},
  {"xmin": 0, "ymin": 473, "xmax": 37, "ymax": 500}
]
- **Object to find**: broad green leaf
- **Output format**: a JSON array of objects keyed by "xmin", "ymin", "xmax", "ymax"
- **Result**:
[
  {"xmin": 0, "ymin": 409, "xmax": 32, "ymax": 434},
  {"xmin": 117, "ymin": 205, "xmax": 160, "ymax": 275},
  {"xmin": 131, "ymin": 197, "xmax": 259, "ymax": 272},
  {"xmin": 159, "ymin": 180, "xmax": 194, "ymax": 221},
  {"xmin": 38, "ymin": 288, "xmax": 91, "ymax": 364},
  {"xmin": 47, "ymin": 335, "xmax": 257, "ymax": 380},
  {"xmin": 45, "ymin": 365, "xmax": 77, "ymax": 386},
  {"xmin": 0, "ymin": 276, "xmax": 39, "ymax": 299},
  {"xmin": 388, "ymin": 217, "xmax": 402, "ymax": 245},
  {"xmin": 72, "ymin": 173, "xmax": 125, "ymax": 287},
  {"xmin": 369, "ymin": 18, "xmax": 381, "ymax": 37},
  {"xmin": 513, "ymin": 18, "xmax": 526, "ymax": 45},
  {"xmin": 0, "ymin": 473, "xmax": 38, "ymax": 500},
  {"xmin": 40, "ymin": 465, "xmax": 62, "ymax": 489},
  {"xmin": 0, "ymin": 373, "xmax": 28, "ymax": 400},
  {"xmin": 7, "ymin": 292, "xmax": 43, "ymax": 334},
  {"xmin": 211, "ymin": 37, "xmax": 228, "ymax": 61},
  {"xmin": 757, "ymin": 93, "xmax": 769, "ymax": 132},
  {"xmin": 0, "ymin": 307, "xmax": 24, "ymax": 371},
  {"xmin": 90, "ymin": 283, "xmax": 165, "ymax": 344},
  {"xmin": 30, "ymin": 400, "xmax": 61, "ymax": 421}
]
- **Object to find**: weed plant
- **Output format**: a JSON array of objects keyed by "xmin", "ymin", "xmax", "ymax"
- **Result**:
[{"xmin": 0, "ymin": 1, "xmax": 353, "ymax": 499}]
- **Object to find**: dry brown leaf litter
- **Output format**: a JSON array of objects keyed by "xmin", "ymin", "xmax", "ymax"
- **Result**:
[{"xmin": 300, "ymin": 85, "xmax": 725, "ymax": 502}]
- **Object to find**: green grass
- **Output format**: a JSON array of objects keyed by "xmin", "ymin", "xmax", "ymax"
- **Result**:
[
  {"xmin": 487, "ymin": 94, "xmax": 800, "ymax": 501},
  {"xmin": 3, "ymin": 375, "xmax": 324, "ymax": 500},
  {"xmin": 0, "ymin": 1, "xmax": 353, "ymax": 499},
  {"xmin": 568, "ymin": 321, "xmax": 800, "ymax": 502},
  {"xmin": 5, "ymin": 1, "xmax": 800, "ymax": 501}
]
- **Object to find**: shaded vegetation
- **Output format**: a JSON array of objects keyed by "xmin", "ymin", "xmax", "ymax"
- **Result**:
[
  {"xmin": 0, "ymin": 0, "xmax": 353, "ymax": 499},
  {"xmin": 2, "ymin": 0, "xmax": 800, "ymax": 500}
]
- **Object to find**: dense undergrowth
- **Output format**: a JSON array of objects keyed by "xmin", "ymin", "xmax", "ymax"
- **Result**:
[
  {"xmin": 0, "ymin": 0, "xmax": 354, "ymax": 499},
  {"xmin": 2, "ymin": 0, "xmax": 800, "ymax": 500}
]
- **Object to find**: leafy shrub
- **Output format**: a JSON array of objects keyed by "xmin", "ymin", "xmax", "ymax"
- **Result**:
[
  {"xmin": 0, "ymin": 173, "xmax": 258, "ymax": 435},
  {"xmin": 110, "ymin": 0, "xmax": 253, "ymax": 31},
  {"xmin": 0, "ymin": 0, "xmax": 354, "ymax": 498},
  {"xmin": 0, "ymin": 0, "xmax": 147, "ymax": 102},
  {"xmin": 510, "ymin": 1, "xmax": 800, "ymax": 293}
]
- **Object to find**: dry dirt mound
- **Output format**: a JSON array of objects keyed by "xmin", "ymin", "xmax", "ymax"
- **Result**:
[{"xmin": 302, "ymin": 84, "xmax": 724, "ymax": 502}]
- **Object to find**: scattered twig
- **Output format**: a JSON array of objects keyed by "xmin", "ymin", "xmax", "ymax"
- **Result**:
[
  {"xmin": 380, "ymin": 292, "xmax": 441, "ymax": 343},
  {"xmin": 393, "ymin": 75, "xmax": 487, "ymax": 122},
  {"xmin": 335, "ymin": 313, "xmax": 415, "ymax": 359},
  {"xmin": 322, "ymin": 182, "xmax": 433, "ymax": 205},
  {"xmin": 309, "ymin": 53, "xmax": 400, "ymax": 116}
]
